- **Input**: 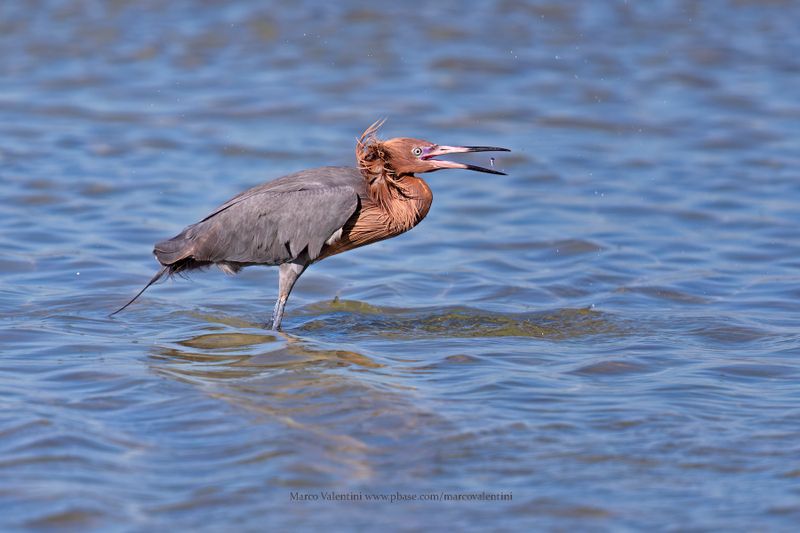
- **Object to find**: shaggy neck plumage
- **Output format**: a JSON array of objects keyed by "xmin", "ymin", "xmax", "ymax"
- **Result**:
[{"xmin": 356, "ymin": 122, "xmax": 427, "ymax": 233}]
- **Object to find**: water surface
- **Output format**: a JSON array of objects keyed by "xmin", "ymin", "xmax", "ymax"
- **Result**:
[{"xmin": 2, "ymin": 1, "xmax": 800, "ymax": 530}]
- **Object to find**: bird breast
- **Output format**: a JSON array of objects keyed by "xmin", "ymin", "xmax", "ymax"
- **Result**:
[{"xmin": 317, "ymin": 175, "xmax": 432, "ymax": 261}]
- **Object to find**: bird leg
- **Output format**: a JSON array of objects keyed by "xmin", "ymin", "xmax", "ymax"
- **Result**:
[{"xmin": 270, "ymin": 259, "xmax": 308, "ymax": 330}]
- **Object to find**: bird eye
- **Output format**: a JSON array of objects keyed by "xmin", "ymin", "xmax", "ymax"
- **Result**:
[{"xmin": 412, "ymin": 147, "xmax": 423, "ymax": 157}]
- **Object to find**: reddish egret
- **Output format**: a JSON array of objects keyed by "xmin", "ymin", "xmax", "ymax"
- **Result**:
[{"xmin": 112, "ymin": 120, "xmax": 509, "ymax": 329}]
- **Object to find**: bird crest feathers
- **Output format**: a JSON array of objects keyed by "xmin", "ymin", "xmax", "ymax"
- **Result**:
[
  {"xmin": 356, "ymin": 118, "xmax": 391, "ymax": 180},
  {"xmin": 354, "ymin": 119, "xmax": 425, "ymax": 232}
]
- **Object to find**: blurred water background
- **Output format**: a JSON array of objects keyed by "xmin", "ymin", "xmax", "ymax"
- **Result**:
[{"xmin": 1, "ymin": 0, "xmax": 800, "ymax": 530}]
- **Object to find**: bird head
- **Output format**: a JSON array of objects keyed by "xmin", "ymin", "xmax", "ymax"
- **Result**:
[{"xmin": 356, "ymin": 120, "xmax": 509, "ymax": 179}]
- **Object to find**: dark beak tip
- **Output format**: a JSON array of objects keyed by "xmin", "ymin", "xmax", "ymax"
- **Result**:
[
  {"xmin": 463, "ymin": 164, "xmax": 507, "ymax": 175},
  {"xmin": 463, "ymin": 146, "xmax": 511, "ymax": 153}
]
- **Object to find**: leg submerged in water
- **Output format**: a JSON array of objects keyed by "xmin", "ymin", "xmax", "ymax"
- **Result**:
[{"xmin": 270, "ymin": 260, "xmax": 308, "ymax": 330}]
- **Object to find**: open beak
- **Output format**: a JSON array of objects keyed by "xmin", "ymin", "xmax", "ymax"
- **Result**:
[{"xmin": 423, "ymin": 145, "xmax": 511, "ymax": 175}]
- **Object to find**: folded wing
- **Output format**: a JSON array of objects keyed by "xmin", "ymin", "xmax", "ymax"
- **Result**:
[{"xmin": 154, "ymin": 167, "xmax": 363, "ymax": 268}]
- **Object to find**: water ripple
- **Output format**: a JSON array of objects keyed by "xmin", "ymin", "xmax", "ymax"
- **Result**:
[{"xmin": 2, "ymin": 0, "xmax": 800, "ymax": 530}]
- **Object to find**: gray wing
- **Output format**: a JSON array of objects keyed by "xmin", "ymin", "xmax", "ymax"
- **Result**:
[
  {"xmin": 155, "ymin": 167, "xmax": 363, "ymax": 266},
  {"xmin": 203, "ymin": 166, "xmax": 366, "ymax": 221}
]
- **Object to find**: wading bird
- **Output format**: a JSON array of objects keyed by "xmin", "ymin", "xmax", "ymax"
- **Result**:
[{"xmin": 112, "ymin": 120, "xmax": 509, "ymax": 329}]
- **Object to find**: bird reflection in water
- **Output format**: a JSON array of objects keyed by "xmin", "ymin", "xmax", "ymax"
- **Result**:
[{"xmin": 148, "ymin": 325, "xmax": 441, "ymax": 484}]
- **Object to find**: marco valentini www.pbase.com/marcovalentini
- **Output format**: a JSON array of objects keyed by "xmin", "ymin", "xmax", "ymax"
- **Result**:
[{"xmin": 289, "ymin": 491, "xmax": 513, "ymax": 503}]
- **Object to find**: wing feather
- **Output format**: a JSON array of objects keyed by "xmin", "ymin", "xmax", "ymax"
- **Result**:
[{"xmin": 156, "ymin": 167, "xmax": 364, "ymax": 267}]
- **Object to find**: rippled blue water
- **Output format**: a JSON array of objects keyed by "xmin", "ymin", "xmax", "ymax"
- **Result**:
[{"xmin": 2, "ymin": 0, "xmax": 800, "ymax": 530}]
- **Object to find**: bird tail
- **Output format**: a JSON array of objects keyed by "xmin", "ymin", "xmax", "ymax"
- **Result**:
[
  {"xmin": 109, "ymin": 265, "xmax": 169, "ymax": 317},
  {"xmin": 154, "ymin": 232, "xmax": 193, "ymax": 265}
]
